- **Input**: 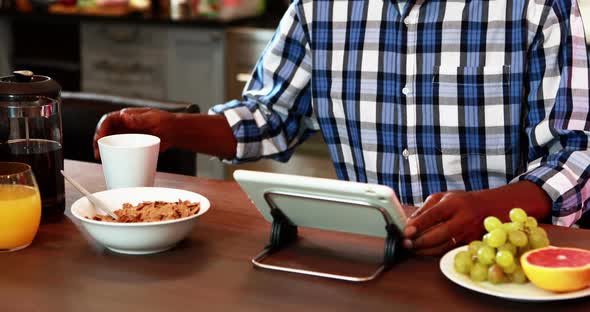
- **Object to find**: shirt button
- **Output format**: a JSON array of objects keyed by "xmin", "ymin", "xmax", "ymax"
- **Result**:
[
  {"xmin": 402, "ymin": 87, "xmax": 411, "ymax": 95},
  {"xmin": 402, "ymin": 149, "xmax": 410, "ymax": 159},
  {"xmin": 404, "ymin": 17, "xmax": 413, "ymax": 25}
]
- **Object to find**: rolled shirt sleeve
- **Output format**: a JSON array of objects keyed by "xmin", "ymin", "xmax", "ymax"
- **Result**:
[
  {"xmin": 209, "ymin": 1, "xmax": 318, "ymax": 163},
  {"xmin": 516, "ymin": 0, "xmax": 590, "ymax": 226}
]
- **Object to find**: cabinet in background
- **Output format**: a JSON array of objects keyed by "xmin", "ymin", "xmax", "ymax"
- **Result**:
[
  {"xmin": 224, "ymin": 27, "xmax": 270, "ymax": 103},
  {"xmin": 166, "ymin": 28, "xmax": 224, "ymax": 108},
  {"xmin": 165, "ymin": 27, "xmax": 225, "ymax": 179},
  {"xmin": 81, "ymin": 23, "xmax": 168, "ymax": 99},
  {"xmin": 81, "ymin": 22, "xmax": 225, "ymax": 179}
]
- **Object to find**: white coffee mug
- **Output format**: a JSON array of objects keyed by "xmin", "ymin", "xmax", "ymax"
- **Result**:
[{"xmin": 98, "ymin": 134, "xmax": 160, "ymax": 189}]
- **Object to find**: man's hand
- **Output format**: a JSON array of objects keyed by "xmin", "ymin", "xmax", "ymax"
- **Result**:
[
  {"xmin": 402, "ymin": 181, "xmax": 552, "ymax": 256},
  {"xmin": 93, "ymin": 108, "xmax": 177, "ymax": 159},
  {"xmin": 402, "ymin": 191, "xmax": 487, "ymax": 256}
]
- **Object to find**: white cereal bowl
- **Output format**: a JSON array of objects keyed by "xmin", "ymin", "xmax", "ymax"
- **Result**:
[{"xmin": 71, "ymin": 187, "xmax": 210, "ymax": 255}]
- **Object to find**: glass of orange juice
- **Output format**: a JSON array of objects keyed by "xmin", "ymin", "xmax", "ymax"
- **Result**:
[{"xmin": 0, "ymin": 162, "xmax": 41, "ymax": 252}]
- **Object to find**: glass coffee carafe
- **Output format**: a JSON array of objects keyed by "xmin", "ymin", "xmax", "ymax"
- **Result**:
[{"xmin": 0, "ymin": 71, "xmax": 65, "ymax": 223}]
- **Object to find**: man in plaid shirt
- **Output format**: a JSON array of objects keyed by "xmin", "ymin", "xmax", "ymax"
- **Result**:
[{"xmin": 95, "ymin": 0, "xmax": 590, "ymax": 255}]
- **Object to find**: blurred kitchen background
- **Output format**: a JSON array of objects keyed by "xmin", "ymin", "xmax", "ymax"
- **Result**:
[
  {"xmin": 0, "ymin": 0, "xmax": 337, "ymax": 181},
  {"xmin": 1, "ymin": 0, "xmax": 589, "ymax": 181}
]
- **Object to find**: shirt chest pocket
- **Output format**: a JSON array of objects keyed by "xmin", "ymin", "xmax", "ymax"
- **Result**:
[
  {"xmin": 432, "ymin": 65, "xmax": 511, "ymax": 106},
  {"xmin": 431, "ymin": 65, "xmax": 513, "ymax": 157}
]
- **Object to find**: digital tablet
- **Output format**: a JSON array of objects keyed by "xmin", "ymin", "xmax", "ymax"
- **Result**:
[{"xmin": 233, "ymin": 170, "xmax": 407, "ymax": 238}]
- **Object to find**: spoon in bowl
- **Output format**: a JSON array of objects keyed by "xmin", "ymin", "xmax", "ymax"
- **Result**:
[{"xmin": 60, "ymin": 170, "xmax": 118, "ymax": 220}]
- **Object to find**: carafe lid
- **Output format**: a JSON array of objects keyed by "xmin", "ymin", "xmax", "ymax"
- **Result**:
[{"xmin": 0, "ymin": 70, "xmax": 61, "ymax": 99}]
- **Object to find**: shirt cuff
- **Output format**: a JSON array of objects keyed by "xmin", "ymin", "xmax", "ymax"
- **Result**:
[
  {"xmin": 514, "ymin": 163, "xmax": 585, "ymax": 227},
  {"xmin": 208, "ymin": 102, "xmax": 255, "ymax": 164}
]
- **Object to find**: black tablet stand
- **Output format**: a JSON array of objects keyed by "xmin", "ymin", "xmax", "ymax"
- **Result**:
[{"xmin": 251, "ymin": 190, "xmax": 401, "ymax": 282}]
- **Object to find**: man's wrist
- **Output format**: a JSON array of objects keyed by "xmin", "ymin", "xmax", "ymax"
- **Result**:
[
  {"xmin": 470, "ymin": 188, "xmax": 496, "ymax": 219},
  {"xmin": 471, "ymin": 181, "xmax": 552, "ymax": 222},
  {"xmin": 165, "ymin": 113, "xmax": 237, "ymax": 159},
  {"xmin": 160, "ymin": 111, "xmax": 182, "ymax": 150}
]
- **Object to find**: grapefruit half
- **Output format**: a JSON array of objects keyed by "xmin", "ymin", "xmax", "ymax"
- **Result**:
[{"xmin": 521, "ymin": 247, "xmax": 590, "ymax": 292}]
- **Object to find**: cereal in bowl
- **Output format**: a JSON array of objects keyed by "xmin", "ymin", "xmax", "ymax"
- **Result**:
[{"xmin": 91, "ymin": 200, "xmax": 200, "ymax": 223}]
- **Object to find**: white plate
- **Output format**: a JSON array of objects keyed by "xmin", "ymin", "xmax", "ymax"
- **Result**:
[{"xmin": 440, "ymin": 246, "xmax": 590, "ymax": 302}]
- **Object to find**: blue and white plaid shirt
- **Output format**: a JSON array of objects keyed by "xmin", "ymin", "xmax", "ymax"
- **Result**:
[{"xmin": 212, "ymin": 0, "xmax": 590, "ymax": 226}]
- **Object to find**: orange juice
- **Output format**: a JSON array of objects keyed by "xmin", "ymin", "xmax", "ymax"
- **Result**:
[{"xmin": 0, "ymin": 184, "xmax": 41, "ymax": 250}]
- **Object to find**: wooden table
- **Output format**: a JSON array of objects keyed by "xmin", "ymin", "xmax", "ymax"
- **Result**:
[{"xmin": 1, "ymin": 160, "xmax": 589, "ymax": 311}]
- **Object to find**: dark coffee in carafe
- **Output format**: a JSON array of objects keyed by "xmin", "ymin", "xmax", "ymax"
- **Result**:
[
  {"xmin": 0, "ymin": 139, "xmax": 65, "ymax": 222},
  {"xmin": 0, "ymin": 71, "xmax": 65, "ymax": 223}
]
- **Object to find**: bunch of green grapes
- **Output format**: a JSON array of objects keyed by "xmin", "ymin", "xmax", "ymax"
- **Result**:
[{"xmin": 453, "ymin": 208, "xmax": 550, "ymax": 284}]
